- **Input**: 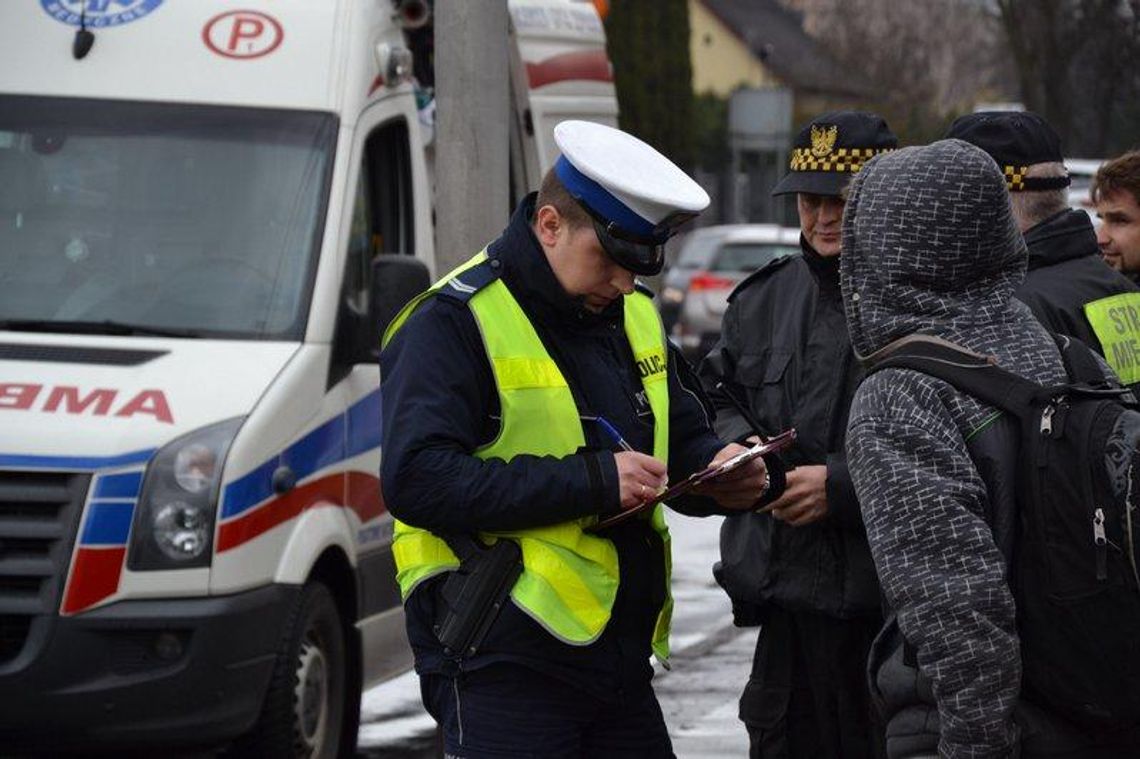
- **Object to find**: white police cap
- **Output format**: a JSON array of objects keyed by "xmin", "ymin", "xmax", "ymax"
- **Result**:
[{"xmin": 552, "ymin": 120, "xmax": 710, "ymax": 275}]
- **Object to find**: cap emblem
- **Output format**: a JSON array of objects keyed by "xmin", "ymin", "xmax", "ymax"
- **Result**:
[{"xmin": 811, "ymin": 124, "xmax": 838, "ymax": 158}]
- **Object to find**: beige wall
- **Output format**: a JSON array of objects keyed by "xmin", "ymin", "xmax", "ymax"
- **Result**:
[{"xmin": 689, "ymin": 0, "xmax": 780, "ymax": 97}]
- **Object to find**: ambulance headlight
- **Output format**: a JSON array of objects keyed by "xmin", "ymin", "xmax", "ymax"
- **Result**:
[
  {"xmin": 174, "ymin": 444, "xmax": 216, "ymax": 494},
  {"xmin": 128, "ymin": 417, "xmax": 243, "ymax": 571}
]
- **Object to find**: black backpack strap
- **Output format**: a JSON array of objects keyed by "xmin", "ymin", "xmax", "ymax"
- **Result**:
[
  {"xmin": 864, "ymin": 335, "xmax": 1042, "ymax": 416},
  {"xmin": 1053, "ymin": 334, "xmax": 1112, "ymax": 387}
]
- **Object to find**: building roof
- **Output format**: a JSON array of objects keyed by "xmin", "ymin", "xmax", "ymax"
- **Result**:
[{"xmin": 701, "ymin": 0, "xmax": 876, "ymax": 99}]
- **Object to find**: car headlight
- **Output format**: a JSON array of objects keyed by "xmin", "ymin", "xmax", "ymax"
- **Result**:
[{"xmin": 127, "ymin": 417, "xmax": 244, "ymax": 570}]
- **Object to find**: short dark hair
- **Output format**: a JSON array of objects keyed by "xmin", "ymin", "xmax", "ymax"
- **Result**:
[
  {"xmin": 1093, "ymin": 150, "xmax": 1140, "ymax": 208},
  {"xmin": 535, "ymin": 169, "xmax": 590, "ymax": 230}
]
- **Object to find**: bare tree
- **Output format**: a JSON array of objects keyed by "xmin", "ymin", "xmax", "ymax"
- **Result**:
[
  {"xmin": 784, "ymin": 0, "xmax": 1012, "ymax": 142},
  {"xmin": 996, "ymin": 0, "xmax": 1140, "ymax": 155},
  {"xmin": 788, "ymin": 0, "xmax": 1140, "ymax": 154}
]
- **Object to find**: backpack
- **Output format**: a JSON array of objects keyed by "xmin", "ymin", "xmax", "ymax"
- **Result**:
[{"xmin": 867, "ymin": 334, "xmax": 1140, "ymax": 728}]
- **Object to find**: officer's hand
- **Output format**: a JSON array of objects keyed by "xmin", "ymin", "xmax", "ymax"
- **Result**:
[
  {"xmin": 615, "ymin": 451, "xmax": 668, "ymax": 511},
  {"xmin": 758, "ymin": 465, "xmax": 828, "ymax": 526},
  {"xmin": 693, "ymin": 442, "xmax": 769, "ymax": 511}
]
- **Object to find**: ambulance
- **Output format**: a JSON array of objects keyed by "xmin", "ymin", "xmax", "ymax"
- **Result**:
[{"xmin": 0, "ymin": 0, "xmax": 615, "ymax": 754}]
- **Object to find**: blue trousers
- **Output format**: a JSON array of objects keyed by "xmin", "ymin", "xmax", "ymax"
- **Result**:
[{"xmin": 420, "ymin": 663, "xmax": 676, "ymax": 758}]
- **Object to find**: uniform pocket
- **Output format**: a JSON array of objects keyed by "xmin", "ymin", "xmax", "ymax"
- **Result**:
[
  {"xmin": 717, "ymin": 513, "xmax": 775, "ymax": 606},
  {"xmin": 737, "ymin": 350, "xmax": 793, "ymax": 388},
  {"xmin": 739, "ymin": 680, "xmax": 791, "ymax": 758},
  {"xmin": 739, "ymin": 680, "xmax": 790, "ymax": 730}
]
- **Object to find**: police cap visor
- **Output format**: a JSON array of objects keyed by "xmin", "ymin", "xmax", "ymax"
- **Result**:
[{"xmin": 581, "ymin": 203, "xmax": 694, "ymax": 276}]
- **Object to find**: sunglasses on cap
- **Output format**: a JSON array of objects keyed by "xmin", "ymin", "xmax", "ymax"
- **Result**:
[{"xmin": 576, "ymin": 201, "xmax": 696, "ymax": 276}]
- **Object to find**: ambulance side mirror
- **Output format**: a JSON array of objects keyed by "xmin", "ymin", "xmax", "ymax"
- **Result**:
[
  {"xmin": 368, "ymin": 254, "xmax": 431, "ymax": 355},
  {"xmin": 331, "ymin": 254, "xmax": 430, "ymax": 380}
]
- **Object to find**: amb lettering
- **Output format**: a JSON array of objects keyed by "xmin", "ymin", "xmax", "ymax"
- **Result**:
[
  {"xmin": 1108, "ymin": 304, "xmax": 1140, "ymax": 336},
  {"xmin": 0, "ymin": 384, "xmax": 174, "ymax": 424},
  {"xmin": 1108, "ymin": 304, "xmax": 1140, "ymax": 373},
  {"xmin": 636, "ymin": 354, "xmax": 666, "ymax": 379}
]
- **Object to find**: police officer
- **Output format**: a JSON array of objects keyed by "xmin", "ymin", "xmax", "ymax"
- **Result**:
[
  {"xmin": 947, "ymin": 112, "xmax": 1140, "ymax": 390},
  {"xmin": 380, "ymin": 121, "xmax": 783, "ymax": 758},
  {"xmin": 699, "ymin": 111, "xmax": 896, "ymax": 758}
]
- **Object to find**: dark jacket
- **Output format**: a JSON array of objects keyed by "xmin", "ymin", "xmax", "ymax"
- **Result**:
[
  {"xmin": 380, "ymin": 196, "xmax": 769, "ymax": 701},
  {"xmin": 843, "ymin": 140, "xmax": 1074, "ymax": 758},
  {"xmin": 699, "ymin": 240, "xmax": 880, "ymax": 624},
  {"xmin": 1017, "ymin": 208, "xmax": 1140, "ymax": 357}
]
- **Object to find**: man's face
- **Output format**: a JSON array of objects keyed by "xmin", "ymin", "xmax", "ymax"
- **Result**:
[
  {"xmin": 535, "ymin": 206, "xmax": 635, "ymax": 312},
  {"xmin": 1096, "ymin": 189, "xmax": 1140, "ymax": 273},
  {"xmin": 797, "ymin": 193, "xmax": 846, "ymax": 257}
]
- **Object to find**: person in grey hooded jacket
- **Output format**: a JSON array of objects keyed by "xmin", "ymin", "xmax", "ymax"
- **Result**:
[{"xmin": 844, "ymin": 140, "xmax": 1140, "ymax": 758}]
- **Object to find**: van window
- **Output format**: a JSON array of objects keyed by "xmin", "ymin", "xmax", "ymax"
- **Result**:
[
  {"xmin": 344, "ymin": 120, "xmax": 414, "ymax": 309},
  {"xmin": 0, "ymin": 96, "xmax": 337, "ymax": 339}
]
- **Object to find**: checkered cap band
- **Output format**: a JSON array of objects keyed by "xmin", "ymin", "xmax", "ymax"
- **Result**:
[
  {"xmin": 1003, "ymin": 164, "xmax": 1029, "ymax": 191},
  {"xmin": 789, "ymin": 147, "xmax": 895, "ymax": 173}
]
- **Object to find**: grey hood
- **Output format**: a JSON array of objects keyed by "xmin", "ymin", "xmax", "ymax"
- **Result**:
[{"xmin": 840, "ymin": 139, "xmax": 1028, "ymax": 359}]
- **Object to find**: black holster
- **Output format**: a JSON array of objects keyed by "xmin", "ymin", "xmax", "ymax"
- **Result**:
[{"xmin": 434, "ymin": 534, "xmax": 523, "ymax": 659}]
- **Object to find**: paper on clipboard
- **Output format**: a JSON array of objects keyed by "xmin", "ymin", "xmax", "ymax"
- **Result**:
[{"xmin": 588, "ymin": 428, "xmax": 796, "ymax": 532}]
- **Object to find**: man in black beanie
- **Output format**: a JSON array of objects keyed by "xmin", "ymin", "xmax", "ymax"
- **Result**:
[{"xmin": 947, "ymin": 111, "xmax": 1140, "ymax": 391}]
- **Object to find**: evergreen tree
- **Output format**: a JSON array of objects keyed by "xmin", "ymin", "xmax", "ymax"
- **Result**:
[{"xmin": 604, "ymin": 1, "xmax": 696, "ymax": 171}]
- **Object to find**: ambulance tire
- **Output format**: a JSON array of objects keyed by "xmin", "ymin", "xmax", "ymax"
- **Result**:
[{"xmin": 234, "ymin": 580, "xmax": 348, "ymax": 759}]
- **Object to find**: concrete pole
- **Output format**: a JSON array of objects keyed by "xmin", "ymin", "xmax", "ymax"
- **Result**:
[{"xmin": 434, "ymin": 0, "xmax": 511, "ymax": 274}]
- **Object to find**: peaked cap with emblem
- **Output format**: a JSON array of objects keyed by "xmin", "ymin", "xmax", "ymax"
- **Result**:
[
  {"xmin": 772, "ymin": 110, "xmax": 898, "ymax": 197},
  {"xmin": 944, "ymin": 111, "xmax": 1071, "ymax": 192}
]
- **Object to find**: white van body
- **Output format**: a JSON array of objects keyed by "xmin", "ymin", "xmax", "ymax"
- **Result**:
[
  {"xmin": 506, "ymin": 0, "xmax": 618, "ymax": 195},
  {"xmin": 0, "ymin": 0, "xmax": 615, "ymax": 753}
]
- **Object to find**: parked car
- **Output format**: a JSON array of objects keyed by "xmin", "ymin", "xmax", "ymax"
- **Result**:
[
  {"xmin": 1066, "ymin": 157, "xmax": 1102, "ymax": 222},
  {"xmin": 659, "ymin": 225, "xmax": 737, "ymax": 333},
  {"xmin": 671, "ymin": 224, "xmax": 800, "ymax": 362}
]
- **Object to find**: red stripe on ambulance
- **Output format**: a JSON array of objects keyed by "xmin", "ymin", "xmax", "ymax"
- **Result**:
[
  {"xmin": 525, "ymin": 50, "xmax": 612, "ymax": 88},
  {"xmin": 216, "ymin": 471, "xmax": 384, "ymax": 553},
  {"xmin": 61, "ymin": 547, "xmax": 127, "ymax": 616}
]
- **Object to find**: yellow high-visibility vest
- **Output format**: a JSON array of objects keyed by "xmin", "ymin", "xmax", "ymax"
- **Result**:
[
  {"xmin": 1084, "ymin": 292, "xmax": 1140, "ymax": 386},
  {"xmin": 382, "ymin": 251, "xmax": 674, "ymax": 660}
]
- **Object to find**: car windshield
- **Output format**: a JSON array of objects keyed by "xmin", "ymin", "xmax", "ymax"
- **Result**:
[
  {"xmin": 0, "ymin": 96, "xmax": 337, "ymax": 339},
  {"xmin": 711, "ymin": 242, "xmax": 799, "ymax": 272},
  {"xmin": 676, "ymin": 232, "xmax": 726, "ymax": 268}
]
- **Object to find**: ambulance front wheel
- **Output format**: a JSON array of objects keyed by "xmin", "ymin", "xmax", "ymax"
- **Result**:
[{"xmin": 234, "ymin": 580, "xmax": 349, "ymax": 759}]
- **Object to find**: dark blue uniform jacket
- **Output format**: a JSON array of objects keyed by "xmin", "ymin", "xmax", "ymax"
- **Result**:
[{"xmin": 380, "ymin": 196, "xmax": 747, "ymax": 701}]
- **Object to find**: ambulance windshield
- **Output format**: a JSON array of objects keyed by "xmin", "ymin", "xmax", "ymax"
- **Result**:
[{"xmin": 0, "ymin": 96, "xmax": 336, "ymax": 339}]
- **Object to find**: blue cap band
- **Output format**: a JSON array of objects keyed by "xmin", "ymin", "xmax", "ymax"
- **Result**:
[{"xmin": 554, "ymin": 155, "xmax": 657, "ymax": 239}]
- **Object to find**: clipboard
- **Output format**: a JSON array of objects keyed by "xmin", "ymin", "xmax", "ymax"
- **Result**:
[{"xmin": 587, "ymin": 428, "xmax": 797, "ymax": 532}]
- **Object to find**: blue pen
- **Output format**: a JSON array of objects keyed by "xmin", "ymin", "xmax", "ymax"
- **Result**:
[{"xmin": 593, "ymin": 415, "xmax": 635, "ymax": 452}]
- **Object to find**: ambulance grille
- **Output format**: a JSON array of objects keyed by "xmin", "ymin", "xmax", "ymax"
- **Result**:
[{"xmin": 0, "ymin": 471, "xmax": 90, "ymax": 664}]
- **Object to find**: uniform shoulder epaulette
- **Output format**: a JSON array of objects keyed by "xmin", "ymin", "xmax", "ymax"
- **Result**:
[
  {"xmin": 727, "ymin": 254, "xmax": 796, "ymax": 303},
  {"xmin": 634, "ymin": 281, "xmax": 656, "ymax": 299},
  {"xmin": 436, "ymin": 257, "xmax": 502, "ymax": 304}
]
